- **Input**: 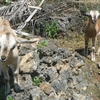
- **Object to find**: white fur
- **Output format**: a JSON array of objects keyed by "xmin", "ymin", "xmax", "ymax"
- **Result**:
[
  {"xmin": 91, "ymin": 46, "xmax": 95, "ymax": 61},
  {"xmin": 90, "ymin": 10, "xmax": 100, "ymax": 21},
  {"xmin": 0, "ymin": 18, "xmax": 21, "ymax": 95},
  {"xmin": 0, "ymin": 34, "xmax": 16, "ymax": 61}
]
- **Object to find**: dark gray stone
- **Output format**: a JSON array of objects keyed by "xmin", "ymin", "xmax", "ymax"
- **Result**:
[
  {"xmin": 33, "ymin": 49, "xmax": 40, "ymax": 70},
  {"xmin": 43, "ymin": 67, "xmax": 58, "ymax": 82}
]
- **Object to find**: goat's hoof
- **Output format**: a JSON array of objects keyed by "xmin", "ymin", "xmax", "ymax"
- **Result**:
[
  {"xmin": 14, "ymin": 83, "xmax": 23, "ymax": 93},
  {"xmin": 5, "ymin": 83, "xmax": 11, "ymax": 96},
  {"xmin": 84, "ymin": 52, "xmax": 88, "ymax": 57},
  {"xmin": 91, "ymin": 58, "xmax": 95, "ymax": 62}
]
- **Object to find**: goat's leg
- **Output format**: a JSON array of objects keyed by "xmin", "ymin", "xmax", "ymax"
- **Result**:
[
  {"xmin": 91, "ymin": 38, "xmax": 96, "ymax": 61},
  {"xmin": 11, "ymin": 58, "xmax": 21, "ymax": 92},
  {"xmin": 96, "ymin": 35, "xmax": 100, "ymax": 55},
  {"xmin": 2, "ymin": 66, "xmax": 10, "ymax": 95},
  {"xmin": 97, "ymin": 41, "xmax": 100, "ymax": 55},
  {"xmin": 84, "ymin": 37, "xmax": 89, "ymax": 56},
  {"xmin": 0, "ymin": 62, "xmax": 2, "ymax": 76}
]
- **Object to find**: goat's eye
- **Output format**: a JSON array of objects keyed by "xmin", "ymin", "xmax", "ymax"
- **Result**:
[{"xmin": 11, "ymin": 45, "xmax": 16, "ymax": 50}]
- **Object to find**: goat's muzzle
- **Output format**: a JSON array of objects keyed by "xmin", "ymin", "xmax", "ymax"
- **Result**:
[
  {"xmin": 92, "ymin": 20, "xmax": 97, "ymax": 24},
  {"xmin": 1, "ymin": 55, "xmax": 7, "ymax": 62}
]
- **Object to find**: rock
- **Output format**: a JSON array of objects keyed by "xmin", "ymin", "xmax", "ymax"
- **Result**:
[
  {"xmin": 40, "ymin": 56, "xmax": 53, "ymax": 66},
  {"xmin": 38, "ymin": 41, "xmax": 72, "ymax": 66},
  {"xmin": 33, "ymin": 50, "xmax": 40, "ymax": 70},
  {"xmin": 47, "ymin": 96, "xmax": 58, "ymax": 100},
  {"xmin": 69, "ymin": 56, "xmax": 84, "ymax": 68},
  {"xmin": 37, "ymin": 63, "xmax": 47, "ymax": 74},
  {"xmin": 29, "ymin": 86, "xmax": 46, "ymax": 100},
  {"xmin": 19, "ymin": 44, "xmax": 34, "ymax": 56},
  {"xmin": 38, "ymin": 39, "xmax": 59, "ymax": 58},
  {"xmin": 74, "ymin": 81, "xmax": 88, "ymax": 91},
  {"xmin": 72, "ymin": 93, "xmax": 86, "ymax": 100},
  {"xmin": 40, "ymin": 82, "xmax": 55, "ymax": 95},
  {"xmin": 59, "ymin": 67, "xmax": 72, "ymax": 82},
  {"xmin": 19, "ymin": 74, "xmax": 33, "ymax": 88},
  {"xmin": 59, "ymin": 63, "xmax": 70, "ymax": 73},
  {"xmin": 51, "ymin": 79, "xmax": 67, "ymax": 93},
  {"xmin": 20, "ymin": 50, "xmax": 39, "ymax": 73},
  {"xmin": 43, "ymin": 67, "xmax": 58, "ymax": 82}
]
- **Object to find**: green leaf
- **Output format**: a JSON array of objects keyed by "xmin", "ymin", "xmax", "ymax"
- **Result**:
[{"xmin": 33, "ymin": 77, "xmax": 40, "ymax": 86}]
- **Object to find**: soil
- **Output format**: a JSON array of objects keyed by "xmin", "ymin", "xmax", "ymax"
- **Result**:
[{"xmin": 58, "ymin": 33, "xmax": 100, "ymax": 100}]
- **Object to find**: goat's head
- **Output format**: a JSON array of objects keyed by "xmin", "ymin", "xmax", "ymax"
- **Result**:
[
  {"xmin": 85, "ymin": 10, "xmax": 100, "ymax": 24},
  {"xmin": 0, "ymin": 31, "xmax": 17, "ymax": 62}
]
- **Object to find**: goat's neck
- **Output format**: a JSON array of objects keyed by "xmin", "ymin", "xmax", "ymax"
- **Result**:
[{"xmin": 88, "ymin": 18, "xmax": 96, "ymax": 28}]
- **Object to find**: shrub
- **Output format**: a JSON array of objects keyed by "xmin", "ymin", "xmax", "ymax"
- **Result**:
[{"xmin": 45, "ymin": 20, "xmax": 59, "ymax": 38}]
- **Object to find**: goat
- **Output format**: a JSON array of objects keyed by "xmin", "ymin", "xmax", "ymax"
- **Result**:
[
  {"xmin": 84, "ymin": 10, "xmax": 100, "ymax": 61},
  {"xmin": 0, "ymin": 17, "xmax": 21, "ymax": 95}
]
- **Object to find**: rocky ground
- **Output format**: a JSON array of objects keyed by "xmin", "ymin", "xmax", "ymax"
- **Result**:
[{"xmin": 0, "ymin": 0, "xmax": 100, "ymax": 100}]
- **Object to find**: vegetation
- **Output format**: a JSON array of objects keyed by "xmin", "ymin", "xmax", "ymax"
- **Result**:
[
  {"xmin": 45, "ymin": 20, "xmax": 59, "ymax": 38},
  {"xmin": 33, "ymin": 77, "xmax": 40, "ymax": 86},
  {"xmin": 8, "ymin": 97, "xmax": 14, "ymax": 100},
  {"xmin": 37, "ymin": 40, "xmax": 48, "ymax": 48}
]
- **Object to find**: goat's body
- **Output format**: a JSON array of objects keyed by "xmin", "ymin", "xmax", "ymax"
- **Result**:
[
  {"xmin": 0, "ymin": 17, "xmax": 20, "ymax": 95},
  {"xmin": 85, "ymin": 19, "xmax": 100, "ymax": 37},
  {"xmin": 84, "ymin": 10, "xmax": 100, "ymax": 61}
]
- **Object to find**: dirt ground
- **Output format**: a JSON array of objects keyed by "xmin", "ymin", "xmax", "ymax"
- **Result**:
[{"xmin": 58, "ymin": 33, "xmax": 100, "ymax": 100}]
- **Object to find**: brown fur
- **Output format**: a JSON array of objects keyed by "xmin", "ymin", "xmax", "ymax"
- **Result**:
[
  {"xmin": 84, "ymin": 13, "xmax": 100, "ymax": 61},
  {"xmin": 84, "ymin": 17, "xmax": 100, "ymax": 38},
  {"xmin": 0, "ymin": 17, "xmax": 16, "ymax": 37}
]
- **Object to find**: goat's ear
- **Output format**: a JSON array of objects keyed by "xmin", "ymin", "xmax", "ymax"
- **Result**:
[
  {"xmin": 80, "ymin": 10, "xmax": 90, "ymax": 16},
  {"xmin": 16, "ymin": 40, "xmax": 21, "ymax": 49},
  {"xmin": 99, "ymin": 12, "xmax": 100, "ymax": 16},
  {"xmin": 85, "ymin": 12, "xmax": 90, "ymax": 16}
]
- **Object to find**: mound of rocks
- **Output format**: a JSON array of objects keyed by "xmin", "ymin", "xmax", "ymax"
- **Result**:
[{"xmin": 7, "ymin": 39, "xmax": 93, "ymax": 100}]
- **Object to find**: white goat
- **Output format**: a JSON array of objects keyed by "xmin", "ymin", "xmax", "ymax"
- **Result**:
[
  {"xmin": 84, "ymin": 10, "xmax": 100, "ymax": 61},
  {"xmin": 0, "ymin": 17, "xmax": 21, "ymax": 95}
]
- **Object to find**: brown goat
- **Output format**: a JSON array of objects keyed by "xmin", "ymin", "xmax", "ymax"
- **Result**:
[{"xmin": 84, "ymin": 10, "xmax": 100, "ymax": 61}]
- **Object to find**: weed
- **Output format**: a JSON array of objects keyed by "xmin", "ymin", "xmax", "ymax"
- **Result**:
[
  {"xmin": 8, "ymin": 97, "xmax": 14, "ymax": 100},
  {"xmin": 37, "ymin": 40, "xmax": 48, "ymax": 48},
  {"xmin": 41, "ymin": 40, "xmax": 48, "ymax": 46},
  {"xmin": 45, "ymin": 20, "xmax": 59, "ymax": 38},
  {"xmin": 33, "ymin": 77, "xmax": 40, "ymax": 86}
]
